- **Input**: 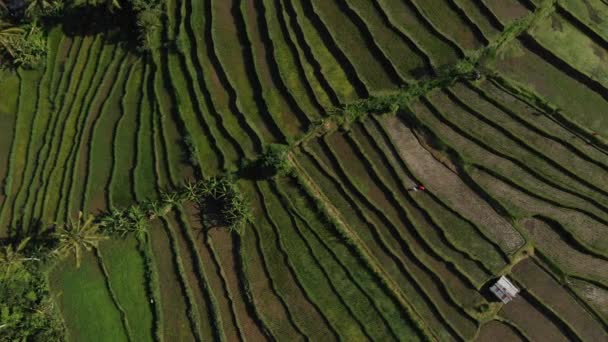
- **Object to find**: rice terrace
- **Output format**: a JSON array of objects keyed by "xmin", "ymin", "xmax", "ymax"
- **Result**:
[{"xmin": 0, "ymin": 0, "xmax": 607, "ymax": 340}]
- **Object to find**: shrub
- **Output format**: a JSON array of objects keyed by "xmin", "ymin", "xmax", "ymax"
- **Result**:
[
  {"xmin": 134, "ymin": 5, "xmax": 161, "ymax": 51},
  {"xmin": 0, "ymin": 239, "xmax": 65, "ymax": 341},
  {"xmin": 195, "ymin": 177, "xmax": 251, "ymax": 233},
  {"xmin": 258, "ymin": 143, "xmax": 291, "ymax": 177},
  {"xmin": 0, "ymin": 23, "xmax": 46, "ymax": 69}
]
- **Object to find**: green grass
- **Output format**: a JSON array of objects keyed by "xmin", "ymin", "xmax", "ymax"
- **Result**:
[
  {"xmin": 310, "ymin": 0, "xmax": 398, "ymax": 91},
  {"xmin": 285, "ymin": 0, "xmax": 358, "ymax": 102},
  {"xmin": 375, "ymin": 0, "xmax": 461, "ymax": 67},
  {"xmin": 99, "ymin": 238, "xmax": 155, "ymax": 341},
  {"xmin": 211, "ymin": 0, "xmax": 279, "ymax": 146},
  {"xmin": 558, "ymin": 0, "xmax": 608, "ymax": 40},
  {"xmin": 261, "ymin": 0, "xmax": 327, "ymax": 116},
  {"xmin": 277, "ymin": 177, "xmax": 425, "ymax": 340},
  {"xmin": 367, "ymin": 116, "xmax": 508, "ymax": 273},
  {"xmin": 247, "ymin": 181, "xmax": 337, "ymax": 340},
  {"xmin": 531, "ymin": 13, "xmax": 608, "ymax": 87},
  {"xmin": 84, "ymin": 56, "xmax": 134, "ymax": 212},
  {"xmin": 7, "ymin": 1, "xmax": 608, "ymax": 341},
  {"xmin": 351, "ymin": 122, "xmax": 492, "ymax": 285},
  {"xmin": 58, "ymin": 41, "xmax": 120, "ymax": 222},
  {"xmin": 110, "ymin": 61, "xmax": 143, "ymax": 208},
  {"xmin": 491, "ymin": 40, "xmax": 608, "ymax": 135},
  {"xmin": 48, "ymin": 253, "xmax": 129, "ymax": 342},
  {"xmin": 134, "ymin": 63, "xmax": 160, "ymax": 201},
  {"xmin": 241, "ymin": 0, "xmax": 307, "ymax": 137},
  {"xmin": 0, "ymin": 69, "xmax": 42, "ymax": 233},
  {"xmin": 45, "ymin": 35, "xmax": 106, "ymax": 222},
  {"xmin": 148, "ymin": 219, "xmax": 198, "ymax": 341}
]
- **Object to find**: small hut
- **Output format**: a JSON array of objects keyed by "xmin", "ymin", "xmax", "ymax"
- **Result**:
[{"xmin": 490, "ymin": 276, "xmax": 519, "ymax": 304}]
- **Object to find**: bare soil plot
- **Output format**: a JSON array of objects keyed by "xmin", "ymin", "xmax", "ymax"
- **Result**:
[
  {"xmin": 381, "ymin": 115, "xmax": 523, "ymax": 253},
  {"xmin": 499, "ymin": 295, "xmax": 569, "ymax": 342},
  {"xmin": 476, "ymin": 320, "xmax": 525, "ymax": 342},
  {"xmin": 207, "ymin": 224, "xmax": 267, "ymax": 341},
  {"xmin": 512, "ymin": 258, "xmax": 606, "ymax": 341},
  {"xmin": 480, "ymin": 0, "xmax": 531, "ymax": 26},
  {"xmin": 148, "ymin": 220, "xmax": 197, "ymax": 341}
]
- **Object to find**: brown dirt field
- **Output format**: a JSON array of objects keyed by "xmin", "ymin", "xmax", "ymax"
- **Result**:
[
  {"xmin": 207, "ymin": 226, "xmax": 267, "ymax": 341},
  {"xmin": 499, "ymin": 295, "xmax": 569, "ymax": 342},
  {"xmin": 148, "ymin": 220, "xmax": 197, "ymax": 341},
  {"xmin": 476, "ymin": 320, "xmax": 525, "ymax": 342},
  {"xmin": 471, "ymin": 168, "xmax": 608, "ymax": 252},
  {"xmin": 165, "ymin": 210, "xmax": 216, "ymax": 341},
  {"xmin": 520, "ymin": 218, "xmax": 608, "ymax": 283},
  {"xmin": 482, "ymin": 0, "xmax": 531, "ymax": 25},
  {"xmin": 381, "ymin": 115, "xmax": 523, "ymax": 253},
  {"xmin": 183, "ymin": 206, "xmax": 242, "ymax": 342},
  {"xmin": 569, "ymin": 278, "xmax": 608, "ymax": 321},
  {"xmin": 512, "ymin": 258, "xmax": 606, "ymax": 341}
]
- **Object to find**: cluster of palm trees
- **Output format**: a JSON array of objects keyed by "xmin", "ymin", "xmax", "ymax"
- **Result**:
[
  {"xmin": 101, "ymin": 177, "xmax": 250, "ymax": 239},
  {"xmin": 0, "ymin": 177, "xmax": 250, "ymax": 270}
]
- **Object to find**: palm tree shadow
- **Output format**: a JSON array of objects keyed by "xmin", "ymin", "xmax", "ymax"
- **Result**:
[{"xmin": 52, "ymin": 4, "xmax": 140, "ymax": 51}]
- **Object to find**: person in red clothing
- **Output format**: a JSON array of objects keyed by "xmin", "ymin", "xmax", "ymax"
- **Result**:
[{"xmin": 410, "ymin": 184, "xmax": 425, "ymax": 192}]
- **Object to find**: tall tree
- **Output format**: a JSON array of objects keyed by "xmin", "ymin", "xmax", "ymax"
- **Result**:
[{"xmin": 53, "ymin": 212, "xmax": 108, "ymax": 268}]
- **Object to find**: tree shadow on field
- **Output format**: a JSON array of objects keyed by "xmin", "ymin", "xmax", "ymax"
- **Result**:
[{"xmin": 50, "ymin": 4, "xmax": 140, "ymax": 52}]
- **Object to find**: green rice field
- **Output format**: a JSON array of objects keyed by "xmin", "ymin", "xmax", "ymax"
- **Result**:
[{"xmin": 0, "ymin": 0, "xmax": 607, "ymax": 340}]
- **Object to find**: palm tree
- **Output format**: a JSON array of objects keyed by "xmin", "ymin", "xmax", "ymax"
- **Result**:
[
  {"xmin": 53, "ymin": 212, "xmax": 108, "ymax": 268},
  {"xmin": 161, "ymin": 190, "xmax": 181, "ymax": 208},
  {"xmin": 25, "ymin": 0, "xmax": 52, "ymax": 19},
  {"xmin": 181, "ymin": 179, "xmax": 200, "ymax": 202},
  {"xmin": 0, "ymin": 22, "xmax": 24, "ymax": 58},
  {"xmin": 126, "ymin": 206, "xmax": 148, "ymax": 239}
]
